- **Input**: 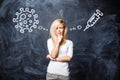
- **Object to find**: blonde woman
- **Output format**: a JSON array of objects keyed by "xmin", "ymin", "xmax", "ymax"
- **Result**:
[{"xmin": 46, "ymin": 19, "xmax": 73, "ymax": 80}]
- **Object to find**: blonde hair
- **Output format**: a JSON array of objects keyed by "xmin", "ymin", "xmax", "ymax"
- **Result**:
[{"xmin": 50, "ymin": 19, "xmax": 68, "ymax": 39}]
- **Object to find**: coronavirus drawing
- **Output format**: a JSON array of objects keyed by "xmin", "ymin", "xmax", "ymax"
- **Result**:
[{"xmin": 13, "ymin": 8, "xmax": 39, "ymax": 33}]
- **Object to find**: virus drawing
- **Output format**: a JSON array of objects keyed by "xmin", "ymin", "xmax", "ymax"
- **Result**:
[{"xmin": 13, "ymin": 8, "xmax": 39, "ymax": 33}]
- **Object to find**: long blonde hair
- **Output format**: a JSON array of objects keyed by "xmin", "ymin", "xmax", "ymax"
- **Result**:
[{"xmin": 50, "ymin": 19, "xmax": 68, "ymax": 39}]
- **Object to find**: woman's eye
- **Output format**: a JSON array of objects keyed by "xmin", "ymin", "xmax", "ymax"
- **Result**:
[{"xmin": 60, "ymin": 27, "xmax": 63, "ymax": 29}]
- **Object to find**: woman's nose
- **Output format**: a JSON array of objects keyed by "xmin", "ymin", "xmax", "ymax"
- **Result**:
[{"xmin": 58, "ymin": 29, "xmax": 61, "ymax": 31}]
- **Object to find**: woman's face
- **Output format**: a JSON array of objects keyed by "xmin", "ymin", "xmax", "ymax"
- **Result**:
[{"xmin": 55, "ymin": 23, "xmax": 64, "ymax": 36}]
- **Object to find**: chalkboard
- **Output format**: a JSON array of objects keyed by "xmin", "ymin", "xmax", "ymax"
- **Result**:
[{"xmin": 0, "ymin": 0, "xmax": 120, "ymax": 80}]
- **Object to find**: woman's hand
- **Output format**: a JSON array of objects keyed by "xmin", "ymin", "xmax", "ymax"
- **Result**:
[
  {"xmin": 57, "ymin": 35, "xmax": 63, "ymax": 44},
  {"xmin": 46, "ymin": 54, "xmax": 56, "ymax": 61}
]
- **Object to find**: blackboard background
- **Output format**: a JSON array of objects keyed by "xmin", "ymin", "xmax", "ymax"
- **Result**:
[{"xmin": 0, "ymin": 0, "xmax": 120, "ymax": 80}]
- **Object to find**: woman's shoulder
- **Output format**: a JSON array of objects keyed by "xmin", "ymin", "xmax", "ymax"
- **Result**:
[
  {"xmin": 66, "ymin": 39, "xmax": 73, "ymax": 44},
  {"xmin": 47, "ymin": 38, "xmax": 52, "ymax": 43},
  {"xmin": 48, "ymin": 38, "xmax": 52, "ymax": 41}
]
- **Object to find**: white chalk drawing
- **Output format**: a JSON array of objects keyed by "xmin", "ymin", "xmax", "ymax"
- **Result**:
[
  {"xmin": 69, "ymin": 9, "xmax": 103, "ymax": 32},
  {"xmin": 13, "ymin": 8, "xmax": 39, "ymax": 33},
  {"xmin": 13, "ymin": 8, "xmax": 103, "ymax": 33},
  {"xmin": 38, "ymin": 26, "xmax": 48, "ymax": 31},
  {"xmin": 83, "ymin": 9, "xmax": 103, "ymax": 31},
  {"xmin": 69, "ymin": 25, "xmax": 82, "ymax": 31}
]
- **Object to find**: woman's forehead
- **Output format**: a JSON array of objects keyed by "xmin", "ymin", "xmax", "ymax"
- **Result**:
[{"xmin": 57, "ymin": 23, "xmax": 64, "ymax": 27}]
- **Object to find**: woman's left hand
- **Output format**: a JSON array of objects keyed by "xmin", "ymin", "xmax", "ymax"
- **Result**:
[{"xmin": 46, "ymin": 54, "xmax": 56, "ymax": 61}]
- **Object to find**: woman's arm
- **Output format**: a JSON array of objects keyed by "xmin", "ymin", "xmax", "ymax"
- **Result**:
[
  {"xmin": 55, "ymin": 56, "xmax": 72, "ymax": 62},
  {"xmin": 47, "ymin": 55, "xmax": 72, "ymax": 62},
  {"xmin": 49, "ymin": 35, "xmax": 63, "ymax": 59},
  {"xmin": 55, "ymin": 41, "xmax": 73, "ymax": 62},
  {"xmin": 50, "ymin": 42, "xmax": 60, "ymax": 59}
]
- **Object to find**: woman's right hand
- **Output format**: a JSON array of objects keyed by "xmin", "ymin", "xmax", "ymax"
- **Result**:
[{"xmin": 57, "ymin": 35, "xmax": 63, "ymax": 44}]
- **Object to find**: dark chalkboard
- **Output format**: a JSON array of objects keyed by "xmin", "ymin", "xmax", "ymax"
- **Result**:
[{"xmin": 0, "ymin": 0, "xmax": 120, "ymax": 80}]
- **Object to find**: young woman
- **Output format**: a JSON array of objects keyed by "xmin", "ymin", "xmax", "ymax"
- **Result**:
[{"xmin": 46, "ymin": 19, "xmax": 73, "ymax": 80}]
